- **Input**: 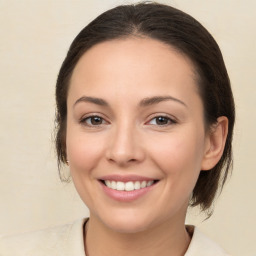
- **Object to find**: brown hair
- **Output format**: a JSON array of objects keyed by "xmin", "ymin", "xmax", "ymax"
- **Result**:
[{"xmin": 55, "ymin": 2, "xmax": 235, "ymax": 213}]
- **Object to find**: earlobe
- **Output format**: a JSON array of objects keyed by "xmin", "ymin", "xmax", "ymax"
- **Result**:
[{"xmin": 201, "ymin": 116, "xmax": 229, "ymax": 171}]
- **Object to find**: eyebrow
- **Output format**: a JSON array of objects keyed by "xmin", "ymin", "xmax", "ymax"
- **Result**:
[
  {"xmin": 139, "ymin": 96, "xmax": 187, "ymax": 108},
  {"xmin": 73, "ymin": 96, "xmax": 109, "ymax": 107},
  {"xmin": 73, "ymin": 95, "xmax": 187, "ymax": 108}
]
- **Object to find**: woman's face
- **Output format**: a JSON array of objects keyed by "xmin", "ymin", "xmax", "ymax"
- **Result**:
[{"xmin": 66, "ymin": 38, "xmax": 211, "ymax": 233}]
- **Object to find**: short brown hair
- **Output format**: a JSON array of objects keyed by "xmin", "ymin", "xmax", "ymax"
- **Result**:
[{"xmin": 55, "ymin": 2, "xmax": 235, "ymax": 213}]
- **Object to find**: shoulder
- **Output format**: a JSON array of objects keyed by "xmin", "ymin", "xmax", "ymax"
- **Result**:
[
  {"xmin": 0, "ymin": 218, "xmax": 87, "ymax": 256},
  {"xmin": 185, "ymin": 225, "xmax": 231, "ymax": 256}
]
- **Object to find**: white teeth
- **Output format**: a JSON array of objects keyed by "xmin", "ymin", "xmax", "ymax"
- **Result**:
[
  {"xmin": 147, "ymin": 180, "xmax": 154, "ymax": 187},
  {"xmin": 105, "ymin": 180, "xmax": 111, "ymax": 187},
  {"xmin": 104, "ymin": 180, "xmax": 155, "ymax": 191},
  {"xmin": 125, "ymin": 181, "xmax": 134, "ymax": 191},
  {"xmin": 111, "ymin": 181, "xmax": 116, "ymax": 189},
  {"xmin": 116, "ymin": 181, "xmax": 125, "ymax": 191},
  {"xmin": 134, "ymin": 181, "xmax": 140, "ymax": 190},
  {"xmin": 141, "ymin": 181, "xmax": 147, "ymax": 188}
]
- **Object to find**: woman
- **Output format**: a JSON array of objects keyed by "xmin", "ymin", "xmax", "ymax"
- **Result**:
[{"xmin": 0, "ymin": 2, "xmax": 235, "ymax": 255}]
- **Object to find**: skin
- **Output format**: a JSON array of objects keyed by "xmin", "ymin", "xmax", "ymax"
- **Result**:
[{"xmin": 66, "ymin": 37, "xmax": 228, "ymax": 256}]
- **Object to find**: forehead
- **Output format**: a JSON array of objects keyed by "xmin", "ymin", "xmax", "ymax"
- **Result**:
[{"xmin": 69, "ymin": 37, "xmax": 199, "ymax": 105}]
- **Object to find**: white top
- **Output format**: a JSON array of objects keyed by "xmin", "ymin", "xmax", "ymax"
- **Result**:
[{"xmin": 0, "ymin": 218, "xmax": 230, "ymax": 256}]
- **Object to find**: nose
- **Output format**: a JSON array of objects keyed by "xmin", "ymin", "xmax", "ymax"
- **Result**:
[{"xmin": 105, "ymin": 123, "xmax": 145, "ymax": 166}]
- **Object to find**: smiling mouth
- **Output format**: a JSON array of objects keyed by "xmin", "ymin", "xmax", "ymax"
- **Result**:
[{"xmin": 100, "ymin": 180, "xmax": 159, "ymax": 191}]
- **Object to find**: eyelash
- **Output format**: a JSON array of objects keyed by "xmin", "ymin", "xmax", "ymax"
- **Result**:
[
  {"xmin": 80, "ymin": 114, "xmax": 177, "ymax": 128},
  {"xmin": 80, "ymin": 115, "xmax": 108, "ymax": 127},
  {"xmin": 146, "ymin": 115, "xmax": 177, "ymax": 126}
]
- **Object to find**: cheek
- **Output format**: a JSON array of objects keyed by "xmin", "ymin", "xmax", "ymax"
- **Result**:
[
  {"xmin": 147, "ymin": 128, "xmax": 205, "ymax": 185},
  {"xmin": 66, "ymin": 128, "xmax": 105, "ymax": 174},
  {"xmin": 65, "ymin": 129, "xmax": 107, "ymax": 207}
]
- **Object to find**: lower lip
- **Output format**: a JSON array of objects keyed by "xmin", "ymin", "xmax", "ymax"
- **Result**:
[{"xmin": 100, "ymin": 181, "xmax": 156, "ymax": 202}]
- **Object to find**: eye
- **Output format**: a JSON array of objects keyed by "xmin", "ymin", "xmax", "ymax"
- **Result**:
[
  {"xmin": 81, "ymin": 115, "xmax": 107, "ymax": 126},
  {"xmin": 148, "ymin": 116, "xmax": 175, "ymax": 126}
]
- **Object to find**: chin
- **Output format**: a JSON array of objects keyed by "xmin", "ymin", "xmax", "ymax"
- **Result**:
[{"xmin": 95, "ymin": 210, "xmax": 159, "ymax": 234}]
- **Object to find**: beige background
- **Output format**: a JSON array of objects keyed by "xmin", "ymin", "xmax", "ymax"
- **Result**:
[{"xmin": 0, "ymin": 0, "xmax": 255, "ymax": 255}]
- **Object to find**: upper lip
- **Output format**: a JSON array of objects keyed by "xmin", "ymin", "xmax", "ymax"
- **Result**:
[{"xmin": 98, "ymin": 175, "xmax": 158, "ymax": 182}]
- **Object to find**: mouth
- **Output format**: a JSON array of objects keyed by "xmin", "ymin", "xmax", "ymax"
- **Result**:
[{"xmin": 100, "ymin": 180, "xmax": 159, "ymax": 191}]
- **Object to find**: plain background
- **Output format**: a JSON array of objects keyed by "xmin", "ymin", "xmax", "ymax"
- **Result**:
[{"xmin": 0, "ymin": 1, "xmax": 255, "ymax": 255}]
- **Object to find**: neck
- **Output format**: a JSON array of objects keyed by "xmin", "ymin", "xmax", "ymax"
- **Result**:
[{"xmin": 84, "ymin": 215, "xmax": 191, "ymax": 256}]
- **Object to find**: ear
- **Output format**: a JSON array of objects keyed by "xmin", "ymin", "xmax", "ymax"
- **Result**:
[{"xmin": 201, "ymin": 116, "xmax": 229, "ymax": 171}]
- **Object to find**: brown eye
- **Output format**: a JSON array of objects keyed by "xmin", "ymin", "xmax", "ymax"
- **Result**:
[
  {"xmin": 155, "ymin": 116, "xmax": 169, "ymax": 125},
  {"xmin": 147, "ymin": 115, "xmax": 177, "ymax": 126},
  {"xmin": 148, "ymin": 116, "xmax": 171, "ymax": 125},
  {"xmin": 82, "ymin": 116, "xmax": 106, "ymax": 126},
  {"xmin": 91, "ymin": 116, "xmax": 103, "ymax": 125}
]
